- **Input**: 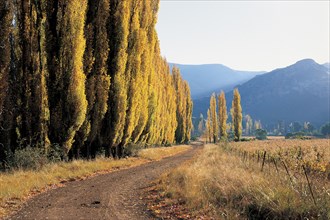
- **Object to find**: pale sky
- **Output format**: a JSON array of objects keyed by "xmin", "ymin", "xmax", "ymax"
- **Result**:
[{"xmin": 156, "ymin": 1, "xmax": 330, "ymax": 71}]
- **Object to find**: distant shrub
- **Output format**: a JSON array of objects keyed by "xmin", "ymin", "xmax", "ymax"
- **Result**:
[
  {"xmin": 219, "ymin": 136, "xmax": 229, "ymax": 142},
  {"xmin": 255, "ymin": 129, "xmax": 267, "ymax": 140},
  {"xmin": 12, "ymin": 147, "xmax": 48, "ymax": 170},
  {"xmin": 240, "ymin": 137, "xmax": 254, "ymax": 142},
  {"xmin": 95, "ymin": 147, "xmax": 106, "ymax": 158},
  {"xmin": 227, "ymin": 131, "xmax": 235, "ymax": 142},
  {"xmin": 164, "ymin": 142, "xmax": 173, "ymax": 147},
  {"xmin": 47, "ymin": 144, "xmax": 64, "ymax": 163},
  {"xmin": 124, "ymin": 143, "xmax": 144, "ymax": 157},
  {"xmin": 4, "ymin": 143, "xmax": 70, "ymax": 171},
  {"xmin": 285, "ymin": 132, "xmax": 295, "ymax": 139},
  {"xmin": 320, "ymin": 123, "xmax": 330, "ymax": 137},
  {"xmin": 190, "ymin": 136, "xmax": 198, "ymax": 141},
  {"xmin": 285, "ymin": 132, "xmax": 310, "ymax": 140}
]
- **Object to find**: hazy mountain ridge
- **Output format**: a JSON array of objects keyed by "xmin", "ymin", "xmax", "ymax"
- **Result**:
[
  {"xmin": 193, "ymin": 59, "xmax": 330, "ymax": 128},
  {"xmin": 169, "ymin": 63, "xmax": 265, "ymax": 98}
]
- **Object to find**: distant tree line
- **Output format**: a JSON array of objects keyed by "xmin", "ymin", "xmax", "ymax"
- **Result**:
[
  {"xmin": 204, "ymin": 89, "xmax": 242, "ymax": 142},
  {"xmin": 0, "ymin": 0, "xmax": 192, "ymax": 168},
  {"xmin": 197, "ymin": 88, "xmax": 329, "ymax": 141}
]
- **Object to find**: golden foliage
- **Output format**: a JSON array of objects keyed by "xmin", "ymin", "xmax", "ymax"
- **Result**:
[
  {"xmin": 102, "ymin": 0, "xmax": 130, "ymax": 154},
  {"xmin": 121, "ymin": 0, "xmax": 145, "ymax": 147},
  {"xmin": 62, "ymin": 0, "xmax": 88, "ymax": 154},
  {"xmin": 184, "ymin": 82, "xmax": 193, "ymax": 142},
  {"xmin": 74, "ymin": 0, "xmax": 111, "ymax": 157},
  {"xmin": 172, "ymin": 67, "xmax": 192, "ymax": 144},
  {"xmin": 1, "ymin": 0, "xmax": 193, "ymax": 162},
  {"xmin": 218, "ymin": 91, "xmax": 228, "ymax": 139},
  {"xmin": 231, "ymin": 88, "xmax": 242, "ymax": 141},
  {"xmin": 206, "ymin": 109, "xmax": 212, "ymax": 143},
  {"xmin": 209, "ymin": 93, "xmax": 218, "ymax": 143}
]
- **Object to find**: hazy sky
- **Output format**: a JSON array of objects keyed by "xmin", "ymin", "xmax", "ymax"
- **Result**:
[{"xmin": 156, "ymin": 1, "xmax": 330, "ymax": 71}]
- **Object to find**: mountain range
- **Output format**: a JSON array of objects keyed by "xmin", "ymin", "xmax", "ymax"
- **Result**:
[
  {"xmin": 169, "ymin": 63, "xmax": 265, "ymax": 98},
  {"xmin": 189, "ymin": 59, "xmax": 330, "ymax": 129}
]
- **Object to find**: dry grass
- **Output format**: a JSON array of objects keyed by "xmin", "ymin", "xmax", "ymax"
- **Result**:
[
  {"xmin": 265, "ymin": 136, "xmax": 285, "ymax": 140},
  {"xmin": 0, "ymin": 145, "xmax": 191, "ymax": 218},
  {"xmin": 230, "ymin": 139, "xmax": 329, "ymax": 157},
  {"xmin": 229, "ymin": 139, "xmax": 330, "ymax": 174},
  {"xmin": 159, "ymin": 142, "xmax": 330, "ymax": 219}
]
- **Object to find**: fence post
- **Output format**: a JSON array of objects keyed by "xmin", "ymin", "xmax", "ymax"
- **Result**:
[
  {"xmin": 261, "ymin": 151, "xmax": 267, "ymax": 172},
  {"xmin": 257, "ymin": 151, "xmax": 260, "ymax": 163},
  {"xmin": 282, "ymin": 160, "xmax": 294, "ymax": 187},
  {"xmin": 302, "ymin": 165, "xmax": 317, "ymax": 206},
  {"xmin": 273, "ymin": 158, "xmax": 279, "ymax": 173}
]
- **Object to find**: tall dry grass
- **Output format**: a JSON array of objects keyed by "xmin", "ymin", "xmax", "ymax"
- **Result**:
[
  {"xmin": 160, "ymin": 143, "xmax": 330, "ymax": 219},
  {"xmin": 229, "ymin": 139, "xmax": 330, "ymax": 175},
  {"xmin": 0, "ymin": 145, "xmax": 191, "ymax": 218}
]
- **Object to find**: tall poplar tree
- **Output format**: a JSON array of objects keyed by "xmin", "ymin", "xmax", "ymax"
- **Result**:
[
  {"xmin": 206, "ymin": 109, "xmax": 212, "ymax": 143},
  {"xmin": 144, "ymin": 40, "xmax": 161, "ymax": 145},
  {"xmin": 197, "ymin": 114, "xmax": 204, "ymax": 135},
  {"xmin": 102, "ymin": 0, "xmax": 130, "ymax": 158},
  {"xmin": 143, "ymin": 1, "xmax": 161, "ymax": 145},
  {"xmin": 173, "ymin": 66, "xmax": 186, "ymax": 144},
  {"xmin": 209, "ymin": 93, "xmax": 218, "ymax": 143},
  {"xmin": 218, "ymin": 91, "xmax": 228, "ymax": 140},
  {"xmin": 18, "ymin": 0, "xmax": 49, "ymax": 146},
  {"xmin": 157, "ymin": 59, "xmax": 168, "ymax": 144},
  {"xmin": 0, "ymin": 0, "xmax": 12, "ymax": 164},
  {"xmin": 0, "ymin": 0, "xmax": 11, "ymax": 116},
  {"xmin": 231, "ymin": 88, "xmax": 242, "ymax": 141},
  {"xmin": 0, "ymin": 0, "xmax": 193, "ymax": 164},
  {"xmin": 121, "ymin": 0, "xmax": 145, "ymax": 148},
  {"xmin": 46, "ymin": 0, "xmax": 88, "ymax": 158},
  {"xmin": 154, "ymin": 59, "xmax": 165, "ymax": 144},
  {"xmin": 254, "ymin": 120, "xmax": 262, "ymax": 130},
  {"xmin": 131, "ymin": 0, "xmax": 157, "ymax": 144},
  {"xmin": 163, "ymin": 63, "xmax": 177, "ymax": 144},
  {"xmin": 245, "ymin": 114, "xmax": 253, "ymax": 136},
  {"xmin": 73, "ymin": 0, "xmax": 111, "ymax": 158},
  {"xmin": 184, "ymin": 82, "xmax": 193, "ymax": 143}
]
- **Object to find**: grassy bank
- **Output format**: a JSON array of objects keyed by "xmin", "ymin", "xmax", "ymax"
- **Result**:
[
  {"xmin": 0, "ymin": 145, "xmax": 191, "ymax": 218},
  {"xmin": 156, "ymin": 142, "xmax": 330, "ymax": 219}
]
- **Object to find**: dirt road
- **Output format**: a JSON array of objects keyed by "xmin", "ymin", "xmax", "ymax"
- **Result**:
[{"xmin": 7, "ymin": 142, "xmax": 202, "ymax": 220}]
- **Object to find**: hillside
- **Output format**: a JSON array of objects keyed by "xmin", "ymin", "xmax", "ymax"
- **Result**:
[
  {"xmin": 194, "ymin": 59, "xmax": 330, "ymax": 128},
  {"xmin": 169, "ymin": 63, "xmax": 265, "ymax": 98}
]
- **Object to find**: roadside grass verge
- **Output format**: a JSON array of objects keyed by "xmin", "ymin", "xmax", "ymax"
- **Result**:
[
  {"xmin": 156, "ymin": 143, "xmax": 330, "ymax": 219},
  {"xmin": 0, "ymin": 145, "xmax": 191, "ymax": 218}
]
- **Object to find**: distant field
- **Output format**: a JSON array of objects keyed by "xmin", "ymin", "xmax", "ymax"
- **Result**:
[
  {"xmin": 229, "ymin": 139, "xmax": 330, "ymax": 174},
  {"xmin": 154, "ymin": 139, "xmax": 330, "ymax": 219},
  {"xmin": 261, "ymin": 135, "xmax": 285, "ymax": 140},
  {"xmin": 240, "ymin": 136, "xmax": 286, "ymax": 140}
]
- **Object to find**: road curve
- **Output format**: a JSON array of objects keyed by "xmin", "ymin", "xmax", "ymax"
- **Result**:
[{"xmin": 7, "ymin": 142, "xmax": 203, "ymax": 220}]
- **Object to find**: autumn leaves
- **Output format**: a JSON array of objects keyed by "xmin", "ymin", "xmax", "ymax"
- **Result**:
[
  {"xmin": 0, "ymin": 0, "xmax": 192, "ymax": 166},
  {"xmin": 206, "ymin": 89, "xmax": 242, "ymax": 142}
]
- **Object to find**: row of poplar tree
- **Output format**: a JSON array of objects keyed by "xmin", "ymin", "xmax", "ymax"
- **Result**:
[
  {"xmin": 205, "ymin": 89, "xmax": 242, "ymax": 142},
  {"xmin": 0, "ymin": 0, "xmax": 193, "ymax": 165}
]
